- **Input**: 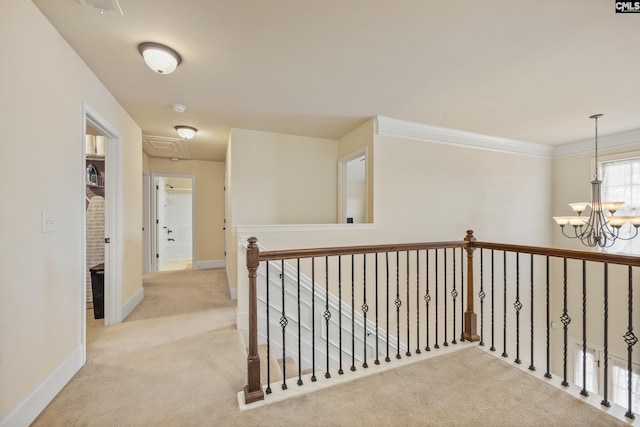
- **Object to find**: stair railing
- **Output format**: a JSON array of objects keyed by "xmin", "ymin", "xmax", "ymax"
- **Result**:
[{"xmin": 244, "ymin": 230, "xmax": 640, "ymax": 420}]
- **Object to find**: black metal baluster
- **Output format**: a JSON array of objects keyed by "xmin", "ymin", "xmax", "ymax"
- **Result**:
[
  {"xmin": 544, "ymin": 256, "xmax": 551, "ymax": 379},
  {"xmin": 351, "ymin": 254, "xmax": 356, "ymax": 372},
  {"xmin": 435, "ymin": 249, "xmax": 440, "ymax": 350},
  {"xmin": 311, "ymin": 258, "xmax": 316, "ymax": 382},
  {"xmin": 529, "ymin": 254, "xmax": 535, "ymax": 372},
  {"xmin": 386, "ymin": 252, "xmax": 390, "ymax": 363},
  {"xmin": 452, "ymin": 248, "xmax": 457, "ymax": 345},
  {"xmin": 479, "ymin": 249, "xmax": 485, "ymax": 346},
  {"xmin": 444, "ymin": 248, "xmax": 449, "ymax": 347},
  {"xmin": 362, "ymin": 254, "xmax": 369, "ymax": 368},
  {"xmin": 406, "ymin": 251, "xmax": 411, "ymax": 357},
  {"xmin": 601, "ymin": 263, "xmax": 609, "ymax": 406},
  {"xmin": 560, "ymin": 258, "xmax": 571, "ymax": 387},
  {"xmin": 396, "ymin": 251, "xmax": 402, "ymax": 359},
  {"xmin": 490, "ymin": 250, "xmax": 495, "ymax": 352},
  {"xmin": 460, "ymin": 247, "xmax": 465, "ymax": 342},
  {"xmin": 324, "ymin": 256, "xmax": 331, "ymax": 379},
  {"xmin": 514, "ymin": 253, "xmax": 521, "ymax": 364},
  {"xmin": 297, "ymin": 259, "xmax": 303, "ymax": 386},
  {"xmin": 266, "ymin": 263, "xmax": 272, "ymax": 394},
  {"xmin": 281, "ymin": 260, "xmax": 288, "ymax": 390},
  {"xmin": 416, "ymin": 250, "xmax": 421, "ymax": 354},
  {"xmin": 624, "ymin": 266, "xmax": 637, "ymax": 420},
  {"xmin": 425, "ymin": 250, "xmax": 431, "ymax": 352},
  {"xmin": 338, "ymin": 256, "xmax": 343, "ymax": 375},
  {"xmin": 580, "ymin": 260, "xmax": 588, "ymax": 397},
  {"xmin": 375, "ymin": 253, "xmax": 380, "ymax": 365},
  {"xmin": 502, "ymin": 251, "xmax": 508, "ymax": 358}
]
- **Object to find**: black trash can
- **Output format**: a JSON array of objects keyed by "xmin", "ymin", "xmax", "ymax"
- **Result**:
[{"xmin": 89, "ymin": 263, "xmax": 105, "ymax": 319}]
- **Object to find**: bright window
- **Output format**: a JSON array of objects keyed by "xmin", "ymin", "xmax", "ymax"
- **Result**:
[
  {"xmin": 574, "ymin": 346, "xmax": 598, "ymax": 394},
  {"xmin": 610, "ymin": 356, "xmax": 640, "ymax": 412},
  {"xmin": 600, "ymin": 158, "xmax": 640, "ymax": 255}
]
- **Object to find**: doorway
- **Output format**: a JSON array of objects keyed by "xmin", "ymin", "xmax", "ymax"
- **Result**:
[
  {"xmin": 338, "ymin": 148, "xmax": 369, "ymax": 223},
  {"xmin": 152, "ymin": 174, "xmax": 195, "ymax": 271},
  {"xmin": 82, "ymin": 106, "xmax": 123, "ymax": 363},
  {"xmin": 85, "ymin": 124, "xmax": 106, "ymax": 344}
]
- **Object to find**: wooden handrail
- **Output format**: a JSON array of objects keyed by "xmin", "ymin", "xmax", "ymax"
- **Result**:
[
  {"xmin": 473, "ymin": 241, "xmax": 640, "ymax": 267},
  {"xmin": 258, "ymin": 240, "xmax": 465, "ymax": 261}
]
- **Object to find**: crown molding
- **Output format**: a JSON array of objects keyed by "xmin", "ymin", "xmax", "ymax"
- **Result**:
[
  {"xmin": 374, "ymin": 115, "xmax": 640, "ymax": 159},
  {"xmin": 375, "ymin": 115, "xmax": 554, "ymax": 158},
  {"xmin": 552, "ymin": 128, "xmax": 640, "ymax": 158}
]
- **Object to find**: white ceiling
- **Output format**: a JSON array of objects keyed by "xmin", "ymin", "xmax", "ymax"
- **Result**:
[{"xmin": 33, "ymin": 0, "xmax": 640, "ymax": 162}]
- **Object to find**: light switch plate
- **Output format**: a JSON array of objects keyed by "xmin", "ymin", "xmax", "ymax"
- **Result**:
[{"xmin": 42, "ymin": 211, "xmax": 55, "ymax": 233}]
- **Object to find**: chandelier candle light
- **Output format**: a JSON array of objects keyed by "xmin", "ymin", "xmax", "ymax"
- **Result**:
[{"xmin": 553, "ymin": 114, "xmax": 640, "ymax": 248}]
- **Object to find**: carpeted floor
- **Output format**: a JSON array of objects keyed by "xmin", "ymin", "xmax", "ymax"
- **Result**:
[{"xmin": 32, "ymin": 268, "xmax": 627, "ymax": 427}]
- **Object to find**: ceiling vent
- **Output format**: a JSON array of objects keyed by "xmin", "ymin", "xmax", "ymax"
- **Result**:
[{"xmin": 78, "ymin": 0, "xmax": 123, "ymax": 15}]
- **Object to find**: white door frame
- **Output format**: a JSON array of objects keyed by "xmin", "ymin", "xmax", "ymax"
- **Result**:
[
  {"xmin": 142, "ymin": 170, "xmax": 152, "ymax": 274},
  {"xmin": 81, "ymin": 105, "xmax": 123, "ymax": 360},
  {"xmin": 150, "ymin": 173, "xmax": 196, "ymax": 271},
  {"xmin": 337, "ymin": 147, "xmax": 369, "ymax": 223}
]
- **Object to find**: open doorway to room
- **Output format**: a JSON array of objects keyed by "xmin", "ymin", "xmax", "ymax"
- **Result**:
[
  {"xmin": 85, "ymin": 124, "xmax": 106, "ymax": 343},
  {"xmin": 338, "ymin": 148, "xmax": 369, "ymax": 224},
  {"xmin": 152, "ymin": 174, "xmax": 195, "ymax": 272}
]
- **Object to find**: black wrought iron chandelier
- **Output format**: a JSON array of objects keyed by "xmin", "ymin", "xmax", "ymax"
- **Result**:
[{"xmin": 553, "ymin": 114, "xmax": 640, "ymax": 248}]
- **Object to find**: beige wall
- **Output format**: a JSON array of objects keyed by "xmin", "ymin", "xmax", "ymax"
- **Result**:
[
  {"xmin": 147, "ymin": 158, "xmax": 226, "ymax": 262},
  {"xmin": 235, "ymin": 131, "xmax": 554, "ymax": 335},
  {"xmin": 227, "ymin": 128, "xmax": 339, "ymax": 296},
  {"xmin": 0, "ymin": 0, "xmax": 142, "ymax": 422}
]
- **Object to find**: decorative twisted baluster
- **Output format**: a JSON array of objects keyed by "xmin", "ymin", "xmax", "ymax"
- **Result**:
[
  {"xmin": 452, "ymin": 249, "xmax": 458, "ymax": 345},
  {"xmin": 560, "ymin": 258, "xmax": 571, "ymax": 387},
  {"xmin": 281, "ymin": 260, "xmax": 288, "ymax": 390},
  {"xmin": 396, "ymin": 251, "xmax": 402, "ymax": 359},
  {"xmin": 362, "ymin": 254, "xmax": 369, "ymax": 369},
  {"xmin": 425, "ymin": 250, "xmax": 431, "ymax": 352},
  {"xmin": 479, "ymin": 249, "xmax": 485, "ymax": 347},
  {"xmin": 624, "ymin": 266, "xmax": 637, "ymax": 420},
  {"xmin": 460, "ymin": 246, "xmax": 465, "ymax": 342},
  {"xmin": 444, "ymin": 249, "xmax": 449, "ymax": 347},
  {"xmin": 601, "ymin": 263, "xmax": 609, "ymax": 406},
  {"xmin": 514, "ymin": 253, "xmax": 521, "ymax": 364},
  {"xmin": 324, "ymin": 256, "xmax": 331, "ymax": 379}
]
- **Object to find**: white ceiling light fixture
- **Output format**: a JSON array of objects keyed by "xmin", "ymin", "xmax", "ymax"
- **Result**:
[
  {"xmin": 138, "ymin": 42, "xmax": 182, "ymax": 74},
  {"xmin": 175, "ymin": 125, "xmax": 197, "ymax": 140},
  {"xmin": 553, "ymin": 114, "xmax": 640, "ymax": 248}
]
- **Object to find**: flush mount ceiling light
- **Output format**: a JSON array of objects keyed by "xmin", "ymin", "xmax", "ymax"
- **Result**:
[
  {"xmin": 138, "ymin": 42, "xmax": 182, "ymax": 74},
  {"xmin": 175, "ymin": 126, "xmax": 197, "ymax": 140}
]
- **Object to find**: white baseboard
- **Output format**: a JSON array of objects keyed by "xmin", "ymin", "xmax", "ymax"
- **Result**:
[
  {"xmin": 194, "ymin": 260, "xmax": 225, "ymax": 269},
  {"xmin": 226, "ymin": 266, "xmax": 237, "ymax": 301},
  {"xmin": 1, "ymin": 346, "xmax": 83, "ymax": 427},
  {"xmin": 121, "ymin": 287, "xmax": 144, "ymax": 321}
]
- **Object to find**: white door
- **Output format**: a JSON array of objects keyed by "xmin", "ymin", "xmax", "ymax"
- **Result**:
[
  {"xmin": 142, "ymin": 171, "xmax": 151, "ymax": 274},
  {"xmin": 156, "ymin": 177, "xmax": 167, "ymax": 271}
]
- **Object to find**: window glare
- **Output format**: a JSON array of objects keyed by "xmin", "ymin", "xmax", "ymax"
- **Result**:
[{"xmin": 601, "ymin": 158, "xmax": 640, "ymax": 255}]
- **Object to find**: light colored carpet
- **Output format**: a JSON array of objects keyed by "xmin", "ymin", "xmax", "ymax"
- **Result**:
[{"xmin": 32, "ymin": 268, "xmax": 626, "ymax": 426}]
